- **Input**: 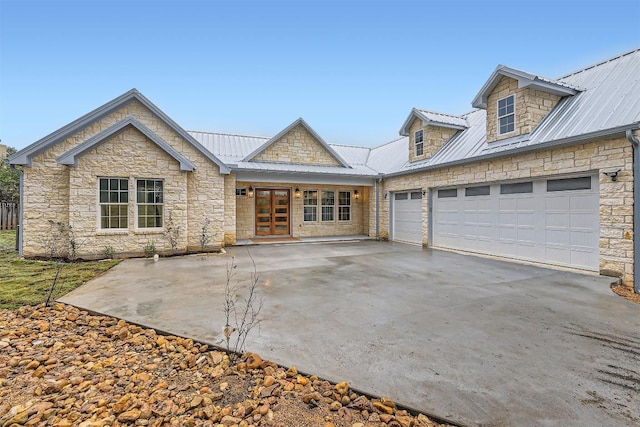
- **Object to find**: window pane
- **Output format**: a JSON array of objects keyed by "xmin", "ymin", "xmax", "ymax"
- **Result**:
[
  {"xmin": 394, "ymin": 193, "xmax": 408, "ymax": 200},
  {"xmin": 438, "ymin": 189, "xmax": 457, "ymax": 198},
  {"xmin": 415, "ymin": 130, "xmax": 423, "ymax": 143},
  {"xmin": 322, "ymin": 206, "xmax": 334, "ymax": 221},
  {"xmin": 416, "ymin": 143, "xmax": 424, "ymax": 156},
  {"xmin": 304, "ymin": 206, "xmax": 317, "ymax": 222},
  {"xmin": 120, "ymin": 179, "xmax": 128, "ymax": 190},
  {"xmin": 465, "ymin": 186, "xmax": 490, "ymax": 196},
  {"xmin": 110, "ymin": 179, "xmax": 119, "ymax": 190},
  {"xmin": 500, "ymin": 182, "xmax": 533, "ymax": 194},
  {"xmin": 338, "ymin": 206, "xmax": 350, "ymax": 221},
  {"xmin": 547, "ymin": 176, "xmax": 591, "ymax": 192},
  {"xmin": 410, "ymin": 191, "xmax": 422, "ymax": 199},
  {"xmin": 338, "ymin": 191, "xmax": 350, "ymax": 206},
  {"xmin": 321, "ymin": 191, "xmax": 334, "ymax": 205},
  {"xmin": 100, "ymin": 179, "xmax": 108, "ymax": 191},
  {"xmin": 120, "ymin": 191, "xmax": 128, "ymax": 203}
]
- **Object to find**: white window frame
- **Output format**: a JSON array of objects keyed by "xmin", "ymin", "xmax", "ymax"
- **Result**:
[
  {"xmin": 235, "ymin": 188, "xmax": 247, "ymax": 196},
  {"xmin": 321, "ymin": 190, "xmax": 335, "ymax": 222},
  {"xmin": 303, "ymin": 190, "xmax": 318, "ymax": 222},
  {"xmin": 136, "ymin": 178, "xmax": 164, "ymax": 229},
  {"xmin": 497, "ymin": 94, "xmax": 515, "ymax": 136},
  {"xmin": 414, "ymin": 129, "xmax": 424, "ymax": 156},
  {"xmin": 98, "ymin": 177, "xmax": 129, "ymax": 230},
  {"xmin": 338, "ymin": 191, "xmax": 351, "ymax": 222}
]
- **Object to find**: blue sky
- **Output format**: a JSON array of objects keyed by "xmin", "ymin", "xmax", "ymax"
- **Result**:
[{"xmin": 1, "ymin": 0, "xmax": 638, "ymax": 150}]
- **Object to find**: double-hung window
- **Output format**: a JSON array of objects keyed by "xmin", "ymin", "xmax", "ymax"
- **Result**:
[
  {"xmin": 99, "ymin": 178, "xmax": 129, "ymax": 229},
  {"xmin": 497, "ymin": 95, "xmax": 515, "ymax": 135},
  {"xmin": 321, "ymin": 190, "xmax": 335, "ymax": 221},
  {"xmin": 136, "ymin": 179, "xmax": 164, "ymax": 228},
  {"xmin": 414, "ymin": 129, "xmax": 424, "ymax": 156},
  {"xmin": 303, "ymin": 190, "xmax": 318, "ymax": 222},
  {"xmin": 338, "ymin": 191, "xmax": 351, "ymax": 221}
]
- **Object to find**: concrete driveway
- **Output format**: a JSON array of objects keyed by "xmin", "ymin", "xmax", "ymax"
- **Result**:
[{"xmin": 60, "ymin": 241, "xmax": 640, "ymax": 427}]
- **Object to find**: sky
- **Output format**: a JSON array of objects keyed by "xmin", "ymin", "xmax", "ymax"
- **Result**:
[{"xmin": 1, "ymin": 0, "xmax": 639, "ymax": 151}]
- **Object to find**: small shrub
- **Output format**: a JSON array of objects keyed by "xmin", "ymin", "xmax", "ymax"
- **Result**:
[
  {"xmin": 102, "ymin": 245, "xmax": 115, "ymax": 259},
  {"xmin": 143, "ymin": 240, "xmax": 156, "ymax": 258},
  {"xmin": 163, "ymin": 211, "xmax": 181, "ymax": 252},
  {"xmin": 199, "ymin": 217, "xmax": 211, "ymax": 252}
]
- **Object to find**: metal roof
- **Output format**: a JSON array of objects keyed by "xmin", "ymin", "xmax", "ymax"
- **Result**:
[
  {"xmin": 385, "ymin": 48, "xmax": 640, "ymax": 177},
  {"xmin": 399, "ymin": 108, "xmax": 468, "ymax": 136}
]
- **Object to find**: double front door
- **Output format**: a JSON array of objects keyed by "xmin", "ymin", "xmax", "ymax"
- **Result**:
[{"xmin": 255, "ymin": 189, "xmax": 290, "ymax": 236}]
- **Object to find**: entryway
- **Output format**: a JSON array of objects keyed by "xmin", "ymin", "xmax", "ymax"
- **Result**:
[{"xmin": 255, "ymin": 188, "xmax": 290, "ymax": 236}]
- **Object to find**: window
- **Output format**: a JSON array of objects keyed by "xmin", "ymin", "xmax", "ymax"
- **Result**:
[
  {"xmin": 415, "ymin": 129, "xmax": 424, "ymax": 156},
  {"xmin": 394, "ymin": 193, "xmax": 408, "ymax": 200},
  {"xmin": 547, "ymin": 176, "xmax": 591, "ymax": 192},
  {"xmin": 500, "ymin": 181, "xmax": 533, "ymax": 194},
  {"xmin": 137, "ymin": 179, "xmax": 164, "ymax": 228},
  {"xmin": 465, "ymin": 185, "xmax": 490, "ymax": 196},
  {"xmin": 321, "ymin": 190, "xmax": 335, "ymax": 221},
  {"xmin": 410, "ymin": 191, "xmax": 422, "ymax": 200},
  {"xmin": 99, "ymin": 178, "xmax": 128, "ymax": 229},
  {"xmin": 303, "ymin": 190, "xmax": 318, "ymax": 222},
  {"xmin": 437, "ymin": 189, "xmax": 457, "ymax": 198},
  {"xmin": 235, "ymin": 188, "xmax": 247, "ymax": 196},
  {"xmin": 497, "ymin": 95, "xmax": 515, "ymax": 135},
  {"xmin": 338, "ymin": 191, "xmax": 351, "ymax": 221}
]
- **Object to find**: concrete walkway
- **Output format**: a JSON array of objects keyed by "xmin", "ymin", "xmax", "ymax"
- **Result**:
[{"xmin": 60, "ymin": 241, "xmax": 640, "ymax": 427}]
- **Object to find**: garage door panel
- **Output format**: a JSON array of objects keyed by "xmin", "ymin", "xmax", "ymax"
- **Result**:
[
  {"xmin": 433, "ymin": 175, "xmax": 599, "ymax": 271},
  {"xmin": 392, "ymin": 192, "xmax": 422, "ymax": 244}
]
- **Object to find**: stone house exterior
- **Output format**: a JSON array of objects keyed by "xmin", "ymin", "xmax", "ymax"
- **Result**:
[{"xmin": 8, "ymin": 49, "xmax": 640, "ymax": 291}]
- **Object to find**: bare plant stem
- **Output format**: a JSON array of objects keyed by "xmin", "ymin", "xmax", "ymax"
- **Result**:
[{"xmin": 45, "ymin": 262, "xmax": 63, "ymax": 307}]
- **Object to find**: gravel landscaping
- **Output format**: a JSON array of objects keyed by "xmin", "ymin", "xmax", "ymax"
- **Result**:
[{"xmin": 0, "ymin": 303, "xmax": 454, "ymax": 427}]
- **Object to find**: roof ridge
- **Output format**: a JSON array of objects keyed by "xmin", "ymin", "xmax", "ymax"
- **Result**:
[
  {"xmin": 415, "ymin": 107, "xmax": 465, "ymax": 119},
  {"xmin": 371, "ymin": 135, "xmax": 408, "ymax": 150},
  {"xmin": 328, "ymin": 142, "xmax": 370, "ymax": 149},
  {"xmin": 187, "ymin": 130, "xmax": 270, "ymax": 139},
  {"xmin": 558, "ymin": 47, "xmax": 640, "ymax": 80}
]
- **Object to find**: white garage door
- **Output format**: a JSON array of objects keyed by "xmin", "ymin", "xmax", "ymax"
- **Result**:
[
  {"xmin": 432, "ymin": 176, "xmax": 599, "ymax": 271},
  {"xmin": 392, "ymin": 191, "xmax": 423, "ymax": 244}
]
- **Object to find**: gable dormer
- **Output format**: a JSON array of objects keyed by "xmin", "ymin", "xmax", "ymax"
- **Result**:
[
  {"xmin": 399, "ymin": 108, "xmax": 467, "ymax": 162},
  {"xmin": 243, "ymin": 118, "xmax": 349, "ymax": 167},
  {"xmin": 472, "ymin": 66, "xmax": 581, "ymax": 143}
]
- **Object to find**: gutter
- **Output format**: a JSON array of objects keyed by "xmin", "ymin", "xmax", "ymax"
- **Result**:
[
  {"xmin": 384, "ymin": 124, "xmax": 640, "ymax": 179},
  {"xmin": 626, "ymin": 129, "xmax": 640, "ymax": 294}
]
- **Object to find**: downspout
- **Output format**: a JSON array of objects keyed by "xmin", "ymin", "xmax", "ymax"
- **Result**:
[
  {"xmin": 15, "ymin": 166, "xmax": 24, "ymax": 257},
  {"xmin": 375, "ymin": 177, "xmax": 381, "ymax": 241},
  {"xmin": 625, "ymin": 129, "xmax": 640, "ymax": 294}
]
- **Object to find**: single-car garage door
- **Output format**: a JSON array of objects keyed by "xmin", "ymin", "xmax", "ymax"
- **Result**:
[
  {"xmin": 432, "ymin": 175, "xmax": 599, "ymax": 271},
  {"xmin": 392, "ymin": 191, "xmax": 423, "ymax": 244}
]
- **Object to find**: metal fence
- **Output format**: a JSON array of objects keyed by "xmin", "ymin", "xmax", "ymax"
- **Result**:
[{"xmin": 0, "ymin": 202, "xmax": 18, "ymax": 230}]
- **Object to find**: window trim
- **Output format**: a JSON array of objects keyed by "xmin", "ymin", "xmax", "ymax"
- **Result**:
[
  {"xmin": 303, "ymin": 189, "xmax": 318, "ymax": 223},
  {"xmin": 321, "ymin": 190, "xmax": 335, "ymax": 222},
  {"xmin": 414, "ymin": 129, "xmax": 424, "ymax": 156},
  {"xmin": 97, "ymin": 177, "xmax": 129, "ymax": 231},
  {"xmin": 235, "ymin": 188, "xmax": 247, "ymax": 196},
  {"xmin": 497, "ymin": 94, "xmax": 516, "ymax": 136},
  {"xmin": 338, "ymin": 191, "xmax": 351, "ymax": 222},
  {"xmin": 135, "ymin": 178, "xmax": 165, "ymax": 229}
]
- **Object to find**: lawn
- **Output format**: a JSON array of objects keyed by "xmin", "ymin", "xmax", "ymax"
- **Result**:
[{"xmin": 0, "ymin": 229, "xmax": 120, "ymax": 309}]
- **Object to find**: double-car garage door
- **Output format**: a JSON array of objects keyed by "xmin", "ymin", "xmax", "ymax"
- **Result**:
[{"xmin": 393, "ymin": 175, "xmax": 600, "ymax": 271}]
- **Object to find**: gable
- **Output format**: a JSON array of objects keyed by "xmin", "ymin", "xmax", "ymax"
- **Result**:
[
  {"xmin": 243, "ymin": 118, "xmax": 349, "ymax": 167},
  {"xmin": 251, "ymin": 123, "xmax": 342, "ymax": 166},
  {"xmin": 8, "ymin": 89, "xmax": 229, "ymax": 173}
]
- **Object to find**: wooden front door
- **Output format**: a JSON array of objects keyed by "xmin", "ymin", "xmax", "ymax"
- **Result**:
[{"xmin": 255, "ymin": 189, "xmax": 290, "ymax": 236}]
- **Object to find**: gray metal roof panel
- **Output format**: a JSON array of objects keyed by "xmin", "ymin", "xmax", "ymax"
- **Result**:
[
  {"xmin": 415, "ymin": 109, "xmax": 469, "ymax": 128},
  {"xmin": 230, "ymin": 161, "xmax": 378, "ymax": 176},
  {"xmin": 367, "ymin": 137, "xmax": 409, "ymax": 174}
]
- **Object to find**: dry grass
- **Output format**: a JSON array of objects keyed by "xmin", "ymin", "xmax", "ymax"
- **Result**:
[
  {"xmin": 0, "ymin": 230, "xmax": 119, "ymax": 310},
  {"xmin": 611, "ymin": 283, "xmax": 640, "ymax": 305}
]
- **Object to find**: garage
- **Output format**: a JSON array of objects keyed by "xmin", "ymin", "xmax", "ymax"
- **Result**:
[
  {"xmin": 432, "ymin": 175, "xmax": 600, "ymax": 270},
  {"xmin": 392, "ymin": 191, "xmax": 423, "ymax": 244}
]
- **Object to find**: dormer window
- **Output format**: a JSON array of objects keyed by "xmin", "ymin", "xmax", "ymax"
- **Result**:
[
  {"xmin": 498, "ymin": 95, "xmax": 515, "ymax": 135},
  {"xmin": 415, "ymin": 129, "xmax": 424, "ymax": 156}
]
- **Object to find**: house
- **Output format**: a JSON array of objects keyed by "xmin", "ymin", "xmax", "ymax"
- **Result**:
[{"xmin": 8, "ymin": 49, "xmax": 640, "ymax": 291}]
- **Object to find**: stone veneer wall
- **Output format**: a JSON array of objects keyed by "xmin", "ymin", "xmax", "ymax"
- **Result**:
[
  {"xmin": 235, "ymin": 182, "xmax": 369, "ymax": 239},
  {"xmin": 375, "ymin": 136, "xmax": 634, "ymax": 285},
  {"xmin": 251, "ymin": 124, "xmax": 342, "ymax": 166},
  {"xmin": 486, "ymin": 76, "xmax": 561, "ymax": 143},
  {"xmin": 223, "ymin": 175, "xmax": 237, "ymax": 246},
  {"xmin": 22, "ymin": 99, "xmax": 226, "ymax": 258},
  {"xmin": 408, "ymin": 119, "xmax": 459, "ymax": 163}
]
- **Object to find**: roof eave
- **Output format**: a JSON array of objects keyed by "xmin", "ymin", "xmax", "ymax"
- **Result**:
[{"xmin": 384, "ymin": 123, "xmax": 640, "ymax": 178}]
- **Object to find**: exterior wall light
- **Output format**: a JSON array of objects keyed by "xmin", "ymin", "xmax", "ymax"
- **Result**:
[
  {"xmin": 295, "ymin": 187, "xmax": 301, "ymax": 198},
  {"xmin": 248, "ymin": 185, "xmax": 254, "ymax": 198},
  {"xmin": 354, "ymin": 189, "xmax": 360, "ymax": 200},
  {"xmin": 602, "ymin": 169, "xmax": 621, "ymax": 181},
  {"xmin": 384, "ymin": 192, "xmax": 388, "ymax": 199}
]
